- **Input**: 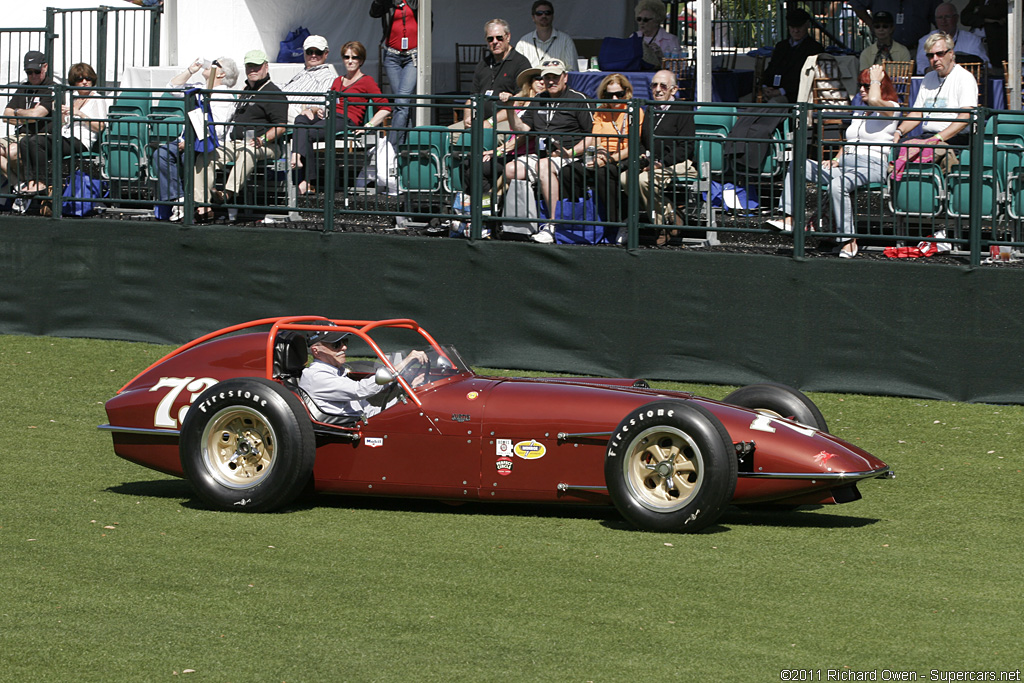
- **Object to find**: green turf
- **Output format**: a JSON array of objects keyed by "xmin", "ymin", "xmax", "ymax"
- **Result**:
[{"xmin": 1, "ymin": 335, "xmax": 1021, "ymax": 682}]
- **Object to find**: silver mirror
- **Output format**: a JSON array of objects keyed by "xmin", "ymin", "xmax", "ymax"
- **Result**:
[{"xmin": 374, "ymin": 367, "xmax": 397, "ymax": 386}]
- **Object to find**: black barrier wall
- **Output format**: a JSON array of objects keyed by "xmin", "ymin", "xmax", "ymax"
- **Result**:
[{"xmin": 2, "ymin": 216, "xmax": 1023, "ymax": 403}]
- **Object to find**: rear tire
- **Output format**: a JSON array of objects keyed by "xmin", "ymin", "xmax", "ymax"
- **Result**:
[
  {"xmin": 722, "ymin": 383, "xmax": 828, "ymax": 432},
  {"xmin": 179, "ymin": 378, "xmax": 315, "ymax": 512},
  {"xmin": 605, "ymin": 401, "xmax": 738, "ymax": 533}
]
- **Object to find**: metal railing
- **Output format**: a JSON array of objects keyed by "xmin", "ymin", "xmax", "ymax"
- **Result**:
[{"xmin": 4, "ymin": 85, "xmax": 1024, "ymax": 267}]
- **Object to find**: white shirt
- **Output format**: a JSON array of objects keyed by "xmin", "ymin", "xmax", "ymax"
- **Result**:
[
  {"xmin": 911, "ymin": 64, "xmax": 978, "ymax": 134},
  {"xmin": 843, "ymin": 102, "xmax": 899, "ymax": 161},
  {"xmin": 279, "ymin": 63, "xmax": 336, "ymax": 121},
  {"xmin": 299, "ymin": 359, "xmax": 388, "ymax": 418},
  {"xmin": 916, "ymin": 30, "xmax": 989, "ymax": 74},
  {"xmin": 515, "ymin": 29, "xmax": 580, "ymax": 69},
  {"xmin": 62, "ymin": 93, "xmax": 108, "ymax": 150}
]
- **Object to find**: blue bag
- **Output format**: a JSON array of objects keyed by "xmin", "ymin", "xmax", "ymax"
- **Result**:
[
  {"xmin": 701, "ymin": 180, "xmax": 760, "ymax": 212},
  {"xmin": 62, "ymin": 170, "xmax": 106, "ymax": 217},
  {"xmin": 277, "ymin": 27, "xmax": 311, "ymax": 63},
  {"xmin": 188, "ymin": 90, "xmax": 220, "ymax": 153},
  {"xmin": 553, "ymin": 190, "xmax": 605, "ymax": 244},
  {"xmin": 598, "ymin": 36, "xmax": 644, "ymax": 72}
]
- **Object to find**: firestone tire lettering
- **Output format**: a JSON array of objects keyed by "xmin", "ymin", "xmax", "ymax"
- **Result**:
[
  {"xmin": 179, "ymin": 378, "xmax": 314, "ymax": 513},
  {"xmin": 604, "ymin": 401, "xmax": 737, "ymax": 533}
]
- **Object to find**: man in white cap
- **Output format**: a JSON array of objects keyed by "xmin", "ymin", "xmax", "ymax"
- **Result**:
[
  {"xmin": 505, "ymin": 57, "xmax": 593, "ymax": 242},
  {"xmin": 192, "ymin": 48, "xmax": 288, "ymax": 222},
  {"xmin": 279, "ymin": 34, "xmax": 336, "ymax": 121}
]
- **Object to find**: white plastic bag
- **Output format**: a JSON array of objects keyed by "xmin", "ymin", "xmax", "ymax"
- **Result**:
[{"xmin": 369, "ymin": 136, "xmax": 399, "ymax": 196}]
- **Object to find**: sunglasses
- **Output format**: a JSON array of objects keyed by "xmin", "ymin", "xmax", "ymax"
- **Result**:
[
  {"xmin": 305, "ymin": 48, "xmax": 325, "ymax": 56},
  {"xmin": 651, "ymin": 82, "xmax": 673, "ymax": 90},
  {"xmin": 486, "ymin": 35, "xmax": 506, "ymax": 43},
  {"xmin": 534, "ymin": 10, "xmax": 552, "ymax": 16},
  {"xmin": 858, "ymin": 82, "xmax": 871, "ymax": 88},
  {"xmin": 605, "ymin": 89, "xmax": 627, "ymax": 98},
  {"xmin": 636, "ymin": 16, "xmax": 654, "ymax": 23},
  {"xmin": 925, "ymin": 48, "xmax": 951, "ymax": 59},
  {"xmin": 342, "ymin": 55, "xmax": 361, "ymax": 61},
  {"xmin": 26, "ymin": 69, "xmax": 42, "ymax": 75},
  {"xmin": 73, "ymin": 79, "xmax": 95, "ymax": 87}
]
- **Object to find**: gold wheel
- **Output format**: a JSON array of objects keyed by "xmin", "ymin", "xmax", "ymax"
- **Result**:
[
  {"xmin": 200, "ymin": 406, "xmax": 277, "ymax": 490},
  {"xmin": 622, "ymin": 426, "xmax": 704, "ymax": 512}
]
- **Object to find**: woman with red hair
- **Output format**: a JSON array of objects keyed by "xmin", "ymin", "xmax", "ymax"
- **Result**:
[{"xmin": 771, "ymin": 64, "xmax": 900, "ymax": 258}]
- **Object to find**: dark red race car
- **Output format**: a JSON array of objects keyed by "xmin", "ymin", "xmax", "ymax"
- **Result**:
[{"xmin": 100, "ymin": 317, "xmax": 892, "ymax": 532}]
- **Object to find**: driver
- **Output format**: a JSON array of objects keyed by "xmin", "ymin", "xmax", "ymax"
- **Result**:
[{"xmin": 299, "ymin": 330, "xmax": 428, "ymax": 418}]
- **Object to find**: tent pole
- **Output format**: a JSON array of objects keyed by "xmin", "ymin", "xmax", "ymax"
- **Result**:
[{"xmin": 416, "ymin": 0, "xmax": 432, "ymax": 127}]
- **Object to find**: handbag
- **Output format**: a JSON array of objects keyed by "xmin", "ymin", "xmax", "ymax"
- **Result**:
[
  {"xmin": 61, "ymin": 169, "xmax": 106, "ymax": 217},
  {"xmin": 553, "ymin": 190, "xmax": 605, "ymax": 244},
  {"xmin": 277, "ymin": 27, "xmax": 311, "ymax": 63}
]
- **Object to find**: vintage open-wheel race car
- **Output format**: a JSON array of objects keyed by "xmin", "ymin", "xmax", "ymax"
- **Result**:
[{"xmin": 100, "ymin": 316, "xmax": 893, "ymax": 532}]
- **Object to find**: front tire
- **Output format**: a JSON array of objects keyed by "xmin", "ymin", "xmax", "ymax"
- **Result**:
[
  {"xmin": 179, "ymin": 378, "xmax": 315, "ymax": 512},
  {"xmin": 722, "ymin": 383, "xmax": 828, "ymax": 432},
  {"xmin": 605, "ymin": 401, "xmax": 738, "ymax": 533}
]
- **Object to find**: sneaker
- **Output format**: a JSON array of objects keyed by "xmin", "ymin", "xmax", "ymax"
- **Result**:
[
  {"xmin": 766, "ymin": 218, "xmax": 793, "ymax": 233},
  {"xmin": 170, "ymin": 205, "xmax": 184, "ymax": 223},
  {"xmin": 531, "ymin": 225, "xmax": 555, "ymax": 243}
]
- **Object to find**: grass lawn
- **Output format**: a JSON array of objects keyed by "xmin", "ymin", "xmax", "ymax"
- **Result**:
[{"xmin": 0, "ymin": 335, "xmax": 1020, "ymax": 682}]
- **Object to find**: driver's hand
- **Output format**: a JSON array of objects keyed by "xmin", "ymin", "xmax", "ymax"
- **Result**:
[{"xmin": 410, "ymin": 372, "xmax": 427, "ymax": 387}]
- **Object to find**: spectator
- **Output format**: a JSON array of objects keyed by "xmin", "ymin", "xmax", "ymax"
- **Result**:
[
  {"xmin": 632, "ymin": 0, "xmax": 681, "ymax": 66},
  {"xmin": 760, "ymin": 8, "xmax": 824, "ymax": 103},
  {"xmin": 278, "ymin": 35, "xmax": 335, "ymax": 122},
  {"xmin": 916, "ymin": 3, "xmax": 989, "ymax": 74},
  {"xmin": 558, "ymin": 73, "xmax": 643, "ymax": 236},
  {"xmin": 300, "ymin": 330, "xmax": 427, "ymax": 419},
  {"xmin": 16, "ymin": 63, "xmax": 108, "ymax": 196},
  {"xmin": 894, "ymin": 33, "xmax": 978, "ymax": 166},
  {"xmin": 505, "ymin": 58, "xmax": 594, "ymax": 243},
  {"xmin": 370, "ymin": 0, "xmax": 421, "ymax": 146},
  {"xmin": 620, "ymin": 69, "xmax": 695, "ymax": 234},
  {"xmin": 151, "ymin": 56, "xmax": 238, "ymax": 222},
  {"xmin": 460, "ymin": 19, "xmax": 531, "ymax": 130},
  {"xmin": 960, "ymin": 0, "xmax": 1008, "ymax": 75},
  {"xmin": 477, "ymin": 67, "xmax": 546, "ymax": 192},
  {"xmin": 192, "ymin": 49, "xmax": 288, "ymax": 223},
  {"xmin": 1, "ymin": 51, "xmax": 54, "ymax": 189},
  {"xmin": 290, "ymin": 41, "xmax": 390, "ymax": 196},
  {"xmin": 771, "ymin": 64, "xmax": 900, "ymax": 259},
  {"xmin": 860, "ymin": 11, "xmax": 912, "ymax": 69},
  {"xmin": 850, "ymin": 0, "xmax": 941, "ymax": 54},
  {"xmin": 515, "ymin": 1, "xmax": 579, "ymax": 69}
]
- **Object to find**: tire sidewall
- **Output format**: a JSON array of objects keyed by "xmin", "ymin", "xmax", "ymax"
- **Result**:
[
  {"xmin": 605, "ymin": 401, "xmax": 737, "ymax": 533},
  {"xmin": 721, "ymin": 383, "xmax": 828, "ymax": 432},
  {"xmin": 179, "ymin": 377, "xmax": 315, "ymax": 512}
]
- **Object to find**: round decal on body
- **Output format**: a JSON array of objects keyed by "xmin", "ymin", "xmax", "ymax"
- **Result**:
[
  {"xmin": 466, "ymin": 391, "xmax": 480, "ymax": 401},
  {"xmin": 496, "ymin": 456, "xmax": 513, "ymax": 476}
]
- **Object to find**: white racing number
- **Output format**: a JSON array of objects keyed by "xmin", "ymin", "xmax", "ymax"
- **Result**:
[
  {"xmin": 150, "ymin": 376, "xmax": 219, "ymax": 428},
  {"xmin": 749, "ymin": 414, "xmax": 816, "ymax": 437}
]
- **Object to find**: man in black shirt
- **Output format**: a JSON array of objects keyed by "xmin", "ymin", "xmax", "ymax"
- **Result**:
[
  {"xmin": 623, "ymin": 69, "xmax": 696, "ymax": 227},
  {"xmin": 2, "ymin": 51, "xmax": 54, "ymax": 187},
  {"xmin": 192, "ymin": 48, "xmax": 287, "ymax": 221},
  {"xmin": 505, "ymin": 58, "xmax": 593, "ymax": 241},
  {"xmin": 460, "ymin": 18, "xmax": 531, "ymax": 129}
]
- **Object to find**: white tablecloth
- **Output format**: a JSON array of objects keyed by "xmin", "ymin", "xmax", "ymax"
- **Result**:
[{"xmin": 118, "ymin": 63, "xmax": 337, "ymax": 90}]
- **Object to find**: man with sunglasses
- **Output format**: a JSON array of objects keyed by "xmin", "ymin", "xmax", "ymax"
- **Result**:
[
  {"xmin": 621, "ymin": 70, "xmax": 695, "ymax": 229},
  {"xmin": 914, "ymin": 3, "xmax": 989, "ymax": 74},
  {"xmin": 515, "ymin": 1, "xmax": 579, "ymax": 69},
  {"xmin": 2, "ymin": 51, "xmax": 54, "ymax": 186},
  {"xmin": 279, "ymin": 35, "xmax": 336, "ymax": 121},
  {"xmin": 893, "ymin": 32, "xmax": 977, "ymax": 163},
  {"xmin": 859, "ymin": 11, "xmax": 912, "ymax": 70},
  {"xmin": 461, "ymin": 19, "xmax": 531, "ymax": 130},
  {"xmin": 760, "ymin": 8, "xmax": 823, "ymax": 103},
  {"xmin": 301, "ymin": 330, "xmax": 428, "ymax": 419}
]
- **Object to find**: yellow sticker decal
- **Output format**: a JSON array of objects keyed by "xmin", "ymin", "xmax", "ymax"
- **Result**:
[{"xmin": 513, "ymin": 440, "xmax": 546, "ymax": 460}]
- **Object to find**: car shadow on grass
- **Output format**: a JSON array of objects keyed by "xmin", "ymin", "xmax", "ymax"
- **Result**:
[{"xmin": 106, "ymin": 481, "xmax": 882, "ymax": 532}]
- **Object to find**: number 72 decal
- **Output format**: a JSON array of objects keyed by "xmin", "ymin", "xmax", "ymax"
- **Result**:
[{"xmin": 150, "ymin": 376, "xmax": 219, "ymax": 428}]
